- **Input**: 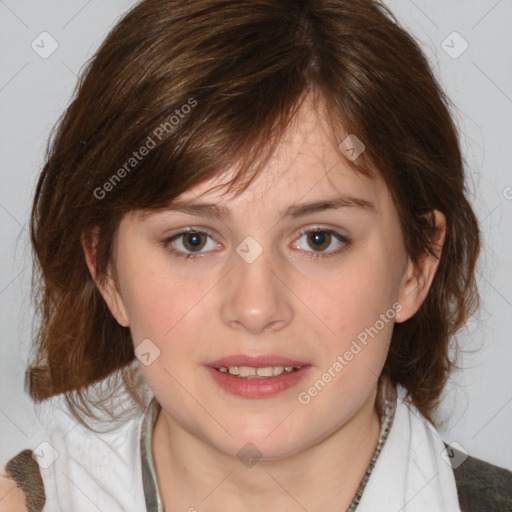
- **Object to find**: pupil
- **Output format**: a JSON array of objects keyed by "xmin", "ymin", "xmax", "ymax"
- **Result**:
[
  {"xmin": 184, "ymin": 232, "xmax": 204, "ymax": 251},
  {"xmin": 188, "ymin": 233, "xmax": 201, "ymax": 245},
  {"xmin": 309, "ymin": 231, "xmax": 330, "ymax": 251}
]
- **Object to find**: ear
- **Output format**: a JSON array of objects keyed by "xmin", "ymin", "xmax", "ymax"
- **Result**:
[
  {"xmin": 81, "ymin": 230, "xmax": 130, "ymax": 327},
  {"xmin": 394, "ymin": 210, "xmax": 446, "ymax": 323}
]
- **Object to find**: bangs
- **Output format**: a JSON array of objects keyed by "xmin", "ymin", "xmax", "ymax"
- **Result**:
[
  {"xmin": 110, "ymin": 91, "xmax": 374, "ymax": 213},
  {"xmin": 77, "ymin": 0, "xmax": 376, "ymax": 219}
]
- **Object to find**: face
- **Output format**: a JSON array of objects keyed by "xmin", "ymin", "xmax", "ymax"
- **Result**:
[{"xmin": 92, "ymin": 95, "xmax": 441, "ymax": 460}]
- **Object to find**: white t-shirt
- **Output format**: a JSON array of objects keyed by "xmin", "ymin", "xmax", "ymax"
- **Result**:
[
  {"xmin": 35, "ymin": 392, "xmax": 154, "ymax": 512},
  {"xmin": 5, "ymin": 378, "xmax": 464, "ymax": 512}
]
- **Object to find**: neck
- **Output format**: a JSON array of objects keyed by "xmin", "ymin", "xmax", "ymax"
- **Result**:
[{"xmin": 152, "ymin": 385, "xmax": 381, "ymax": 512}]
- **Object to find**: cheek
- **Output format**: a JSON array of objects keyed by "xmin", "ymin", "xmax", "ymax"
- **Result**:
[
  {"xmin": 123, "ymin": 276, "xmax": 173, "ymax": 341},
  {"xmin": 299, "ymin": 248, "xmax": 402, "ymax": 344},
  {"xmin": 121, "ymin": 266, "xmax": 208, "ymax": 396},
  {"xmin": 118, "ymin": 251, "xmax": 210, "ymax": 344}
]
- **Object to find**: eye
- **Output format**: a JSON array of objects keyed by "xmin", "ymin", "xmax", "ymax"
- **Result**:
[
  {"xmin": 163, "ymin": 227, "xmax": 350, "ymax": 261},
  {"xmin": 163, "ymin": 229, "xmax": 220, "ymax": 259},
  {"xmin": 291, "ymin": 228, "xmax": 350, "ymax": 259}
]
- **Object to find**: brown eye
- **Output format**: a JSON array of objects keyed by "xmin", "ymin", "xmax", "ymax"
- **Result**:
[
  {"xmin": 291, "ymin": 228, "xmax": 350, "ymax": 260},
  {"xmin": 181, "ymin": 231, "xmax": 207, "ymax": 252},
  {"xmin": 306, "ymin": 231, "xmax": 332, "ymax": 251},
  {"xmin": 164, "ymin": 229, "xmax": 219, "ymax": 259}
]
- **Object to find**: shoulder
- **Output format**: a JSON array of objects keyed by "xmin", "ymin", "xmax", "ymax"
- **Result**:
[
  {"xmin": 1, "ymin": 450, "xmax": 45, "ymax": 512},
  {"xmin": 446, "ymin": 444, "xmax": 512, "ymax": 512},
  {"xmin": 0, "ymin": 473, "xmax": 28, "ymax": 512}
]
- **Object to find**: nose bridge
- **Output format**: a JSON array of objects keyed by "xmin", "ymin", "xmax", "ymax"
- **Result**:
[{"xmin": 219, "ymin": 236, "xmax": 293, "ymax": 334}]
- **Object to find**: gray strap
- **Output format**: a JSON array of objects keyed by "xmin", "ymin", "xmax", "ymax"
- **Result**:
[
  {"xmin": 140, "ymin": 398, "xmax": 164, "ymax": 512},
  {"xmin": 346, "ymin": 377, "xmax": 397, "ymax": 511}
]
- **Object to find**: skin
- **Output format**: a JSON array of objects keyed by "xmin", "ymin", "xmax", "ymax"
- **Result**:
[
  {"xmin": 0, "ymin": 474, "xmax": 27, "ymax": 512},
  {"xmin": 86, "ymin": 93, "xmax": 446, "ymax": 511}
]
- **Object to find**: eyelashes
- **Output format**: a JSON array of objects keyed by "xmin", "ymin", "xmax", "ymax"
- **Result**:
[
  {"xmin": 290, "ymin": 228, "xmax": 349, "ymax": 258},
  {"xmin": 162, "ymin": 227, "xmax": 351, "ymax": 261},
  {"xmin": 164, "ymin": 228, "xmax": 218, "ymax": 258}
]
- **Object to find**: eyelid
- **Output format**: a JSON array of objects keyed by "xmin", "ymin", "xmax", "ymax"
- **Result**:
[
  {"xmin": 163, "ymin": 227, "xmax": 221, "ymax": 250},
  {"xmin": 163, "ymin": 225, "xmax": 216, "ymax": 237}
]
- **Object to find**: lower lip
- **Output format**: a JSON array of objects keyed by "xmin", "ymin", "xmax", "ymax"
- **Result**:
[{"xmin": 205, "ymin": 366, "xmax": 311, "ymax": 398}]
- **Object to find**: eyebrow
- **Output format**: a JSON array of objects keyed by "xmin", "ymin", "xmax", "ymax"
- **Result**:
[{"xmin": 150, "ymin": 195, "xmax": 376, "ymax": 221}]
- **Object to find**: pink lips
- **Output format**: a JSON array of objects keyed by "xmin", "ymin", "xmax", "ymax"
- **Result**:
[{"xmin": 205, "ymin": 354, "xmax": 312, "ymax": 398}]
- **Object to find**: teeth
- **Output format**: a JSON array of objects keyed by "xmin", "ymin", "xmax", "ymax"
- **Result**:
[
  {"xmin": 217, "ymin": 365, "xmax": 302, "ymax": 378},
  {"xmin": 238, "ymin": 366, "xmax": 256, "ymax": 377},
  {"xmin": 273, "ymin": 366, "xmax": 285, "ymax": 376},
  {"xmin": 255, "ymin": 367, "xmax": 273, "ymax": 377}
]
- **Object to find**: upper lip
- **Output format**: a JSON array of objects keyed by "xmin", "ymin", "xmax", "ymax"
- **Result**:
[{"xmin": 206, "ymin": 354, "xmax": 310, "ymax": 368}]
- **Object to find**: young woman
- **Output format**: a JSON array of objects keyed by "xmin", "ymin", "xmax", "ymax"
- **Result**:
[{"xmin": 2, "ymin": 0, "xmax": 511, "ymax": 511}]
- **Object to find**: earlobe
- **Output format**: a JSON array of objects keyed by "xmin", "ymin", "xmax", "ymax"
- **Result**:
[
  {"xmin": 81, "ymin": 232, "xmax": 130, "ymax": 328},
  {"xmin": 394, "ymin": 210, "xmax": 446, "ymax": 323}
]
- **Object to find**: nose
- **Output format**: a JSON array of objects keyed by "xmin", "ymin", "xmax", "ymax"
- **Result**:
[{"xmin": 219, "ymin": 244, "xmax": 294, "ymax": 335}]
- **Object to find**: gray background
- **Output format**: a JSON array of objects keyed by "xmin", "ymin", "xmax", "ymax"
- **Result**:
[{"xmin": 1, "ymin": 0, "xmax": 511, "ymax": 471}]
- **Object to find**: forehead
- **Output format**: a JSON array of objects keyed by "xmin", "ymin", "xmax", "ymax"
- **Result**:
[
  {"xmin": 166, "ymin": 97, "xmax": 388, "ymax": 217},
  {"xmin": 134, "ymin": 94, "xmax": 394, "ymax": 229}
]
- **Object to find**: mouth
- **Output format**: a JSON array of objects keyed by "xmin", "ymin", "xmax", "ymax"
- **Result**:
[{"xmin": 205, "ymin": 354, "xmax": 311, "ymax": 398}]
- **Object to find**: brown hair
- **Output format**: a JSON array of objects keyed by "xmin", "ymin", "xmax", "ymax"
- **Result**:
[{"xmin": 27, "ymin": 0, "xmax": 480, "ymax": 425}]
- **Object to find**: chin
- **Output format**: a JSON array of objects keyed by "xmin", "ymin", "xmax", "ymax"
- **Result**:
[
  {"xmin": 217, "ymin": 424, "xmax": 308, "ymax": 461},
  {"xmin": 225, "ymin": 438, "xmax": 303, "ymax": 462}
]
